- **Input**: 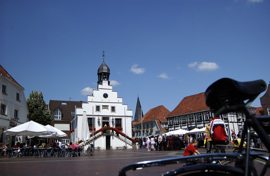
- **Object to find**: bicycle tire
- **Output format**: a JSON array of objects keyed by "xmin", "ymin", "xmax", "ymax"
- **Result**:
[
  {"xmin": 162, "ymin": 164, "xmax": 244, "ymax": 176},
  {"xmin": 176, "ymin": 172, "xmax": 238, "ymax": 176}
]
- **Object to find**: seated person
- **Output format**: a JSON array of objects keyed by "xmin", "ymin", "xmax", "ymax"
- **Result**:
[
  {"xmin": 2, "ymin": 143, "xmax": 8, "ymax": 156},
  {"xmin": 233, "ymin": 138, "xmax": 246, "ymax": 152},
  {"xmin": 75, "ymin": 142, "xmax": 80, "ymax": 149},
  {"xmin": 13, "ymin": 142, "xmax": 21, "ymax": 156},
  {"xmin": 69, "ymin": 142, "xmax": 75, "ymax": 149},
  {"xmin": 183, "ymin": 139, "xmax": 200, "ymax": 156}
]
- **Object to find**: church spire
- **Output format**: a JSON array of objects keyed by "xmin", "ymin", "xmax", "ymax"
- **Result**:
[{"xmin": 133, "ymin": 96, "xmax": 143, "ymax": 122}]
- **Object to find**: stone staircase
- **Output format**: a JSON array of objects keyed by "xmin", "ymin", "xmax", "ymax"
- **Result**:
[{"xmin": 79, "ymin": 127, "xmax": 135, "ymax": 149}]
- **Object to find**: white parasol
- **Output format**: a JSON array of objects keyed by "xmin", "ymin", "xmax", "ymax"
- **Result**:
[
  {"xmin": 186, "ymin": 127, "xmax": 206, "ymax": 134},
  {"xmin": 4, "ymin": 120, "xmax": 52, "ymax": 136},
  {"xmin": 39, "ymin": 125, "xmax": 67, "ymax": 138},
  {"xmin": 166, "ymin": 129, "xmax": 188, "ymax": 136}
]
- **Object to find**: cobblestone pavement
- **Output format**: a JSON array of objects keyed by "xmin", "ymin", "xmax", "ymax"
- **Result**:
[
  {"xmin": 0, "ymin": 148, "xmax": 199, "ymax": 176},
  {"xmin": 1, "ymin": 147, "xmax": 267, "ymax": 176}
]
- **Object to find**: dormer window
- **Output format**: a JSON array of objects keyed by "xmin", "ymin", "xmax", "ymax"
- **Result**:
[{"xmin": 54, "ymin": 109, "xmax": 62, "ymax": 120}]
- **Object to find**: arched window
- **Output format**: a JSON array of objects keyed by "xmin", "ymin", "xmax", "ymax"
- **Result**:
[{"xmin": 54, "ymin": 109, "xmax": 62, "ymax": 120}]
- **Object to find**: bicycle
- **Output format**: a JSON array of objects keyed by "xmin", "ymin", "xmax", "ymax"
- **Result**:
[
  {"xmin": 119, "ymin": 78, "xmax": 270, "ymax": 176},
  {"xmin": 85, "ymin": 143, "xmax": 95, "ymax": 156}
]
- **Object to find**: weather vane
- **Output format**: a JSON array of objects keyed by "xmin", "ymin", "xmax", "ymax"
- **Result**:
[{"xmin": 102, "ymin": 51, "xmax": 105, "ymax": 61}]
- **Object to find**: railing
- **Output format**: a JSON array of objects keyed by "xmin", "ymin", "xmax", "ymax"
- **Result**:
[{"xmin": 80, "ymin": 127, "xmax": 137, "ymax": 147}]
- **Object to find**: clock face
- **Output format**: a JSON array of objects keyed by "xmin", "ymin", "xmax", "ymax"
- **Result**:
[{"xmin": 103, "ymin": 93, "xmax": 108, "ymax": 98}]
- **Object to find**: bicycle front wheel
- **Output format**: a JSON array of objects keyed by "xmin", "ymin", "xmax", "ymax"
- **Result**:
[{"xmin": 162, "ymin": 164, "xmax": 244, "ymax": 176}]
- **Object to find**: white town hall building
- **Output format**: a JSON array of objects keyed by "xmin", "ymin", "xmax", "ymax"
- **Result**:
[{"xmin": 71, "ymin": 55, "xmax": 134, "ymax": 150}]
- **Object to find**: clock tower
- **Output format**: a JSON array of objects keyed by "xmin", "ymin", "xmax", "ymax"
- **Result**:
[
  {"xmin": 74, "ymin": 51, "xmax": 133, "ymax": 150},
  {"xmin": 97, "ymin": 51, "xmax": 110, "ymax": 85}
]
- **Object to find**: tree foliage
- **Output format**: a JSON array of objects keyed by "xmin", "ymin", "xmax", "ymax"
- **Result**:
[{"xmin": 27, "ymin": 91, "xmax": 53, "ymax": 125}]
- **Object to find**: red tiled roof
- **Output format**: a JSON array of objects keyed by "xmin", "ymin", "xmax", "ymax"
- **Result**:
[
  {"xmin": 0, "ymin": 65, "xmax": 24, "ymax": 89},
  {"xmin": 134, "ymin": 105, "xmax": 170, "ymax": 125},
  {"xmin": 49, "ymin": 100, "xmax": 83, "ymax": 122},
  {"xmin": 167, "ymin": 92, "xmax": 210, "ymax": 117}
]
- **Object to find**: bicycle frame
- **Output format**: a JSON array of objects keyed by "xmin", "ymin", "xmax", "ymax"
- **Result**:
[
  {"xmin": 119, "ymin": 78, "xmax": 270, "ymax": 176},
  {"xmin": 237, "ymin": 108, "xmax": 270, "ymax": 176},
  {"xmin": 119, "ymin": 110, "xmax": 270, "ymax": 176},
  {"xmin": 118, "ymin": 150, "xmax": 268, "ymax": 176},
  {"xmin": 119, "ymin": 152, "xmax": 241, "ymax": 176}
]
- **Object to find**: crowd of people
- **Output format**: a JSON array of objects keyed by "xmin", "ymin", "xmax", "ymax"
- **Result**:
[
  {"xmin": 136, "ymin": 116, "xmax": 264, "ymax": 156},
  {"xmin": 2, "ymin": 117, "xmax": 263, "ymax": 158},
  {"xmin": 136, "ymin": 133, "xmax": 200, "ymax": 152},
  {"xmin": 0, "ymin": 141, "xmax": 82, "ymax": 157}
]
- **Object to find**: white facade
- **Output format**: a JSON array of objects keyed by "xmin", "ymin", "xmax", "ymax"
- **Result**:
[
  {"xmin": 72, "ymin": 80, "xmax": 133, "ymax": 150},
  {"xmin": 0, "ymin": 71, "xmax": 28, "ymax": 146}
]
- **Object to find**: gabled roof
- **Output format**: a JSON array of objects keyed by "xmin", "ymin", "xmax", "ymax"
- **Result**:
[
  {"xmin": 49, "ymin": 100, "xmax": 84, "ymax": 122},
  {"xmin": 134, "ymin": 105, "xmax": 170, "ymax": 125},
  {"xmin": 0, "ymin": 65, "xmax": 24, "ymax": 89},
  {"xmin": 167, "ymin": 92, "xmax": 210, "ymax": 118}
]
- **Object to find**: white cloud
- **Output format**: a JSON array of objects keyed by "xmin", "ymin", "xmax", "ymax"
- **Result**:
[
  {"xmin": 158, "ymin": 73, "xmax": 170, "ymax": 79},
  {"xmin": 81, "ymin": 87, "xmax": 93, "ymax": 96},
  {"xmin": 189, "ymin": 62, "xmax": 219, "ymax": 71},
  {"xmin": 110, "ymin": 80, "xmax": 120, "ymax": 86},
  {"xmin": 130, "ymin": 64, "xmax": 145, "ymax": 74}
]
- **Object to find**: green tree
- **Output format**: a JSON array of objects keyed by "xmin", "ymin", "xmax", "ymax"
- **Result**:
[{"xmin": 27, "ymin": 91, "xmax": 53, "ymax": 125}]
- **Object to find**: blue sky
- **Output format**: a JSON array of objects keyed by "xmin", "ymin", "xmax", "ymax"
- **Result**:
[{"xmin": 1, "ymin": 0, "xmax": 269, "ymax": 116}]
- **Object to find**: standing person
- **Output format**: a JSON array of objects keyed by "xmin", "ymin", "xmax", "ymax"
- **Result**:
[
  {"xmin": 189, "ymin": 135, "xmax": 193, "ymax": 144},
  {"xmin": 162, "ymin": 134, "xmax": 167, "ymax": 151},
  {"xmin": 183, "ymin": 139, "xmax": 200, "ymax": 156},
  {"xmin": 158, "ymin": 135, "xmax": 162, "ymax": 151},
  {"xmin": 232, "ymin": 131, "xmax": 236, "ymax": 141},
  {"xmin": 138, "ymin": 138, "xmax": 142, "ymax": 148},
  {"xmin": 205, "ymin": 117, "xmax": 213, "ymax": 153},
  {"xmin": 210, "ymin": 116, "xmax": 228, "ymax": 153},
  {"xmin": 210, "ymin": 117, "xmax": 228, "ymax": 142},
  {"xmin": 150, "ymin": 136, "xmax": 155, "ymax": 151},
  {"xmin": 142, "ymin": 138, "xmax": 146, "ymax": 148},
  {"xmin": 168, "ymin": 136, "xmax": 174, "ymax": 150},
  {"xmin": 183, "ymin": 134, "xmax": 189, "ymax": 148},
  {"xmin": 146, "ymin": 136, "xmax": 150, "ymax": 151}
]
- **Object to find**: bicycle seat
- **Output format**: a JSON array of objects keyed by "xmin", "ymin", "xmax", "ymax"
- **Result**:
[{"xmin": 205, "ymin": 78, "xmax": 267, "ymax": 115}]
